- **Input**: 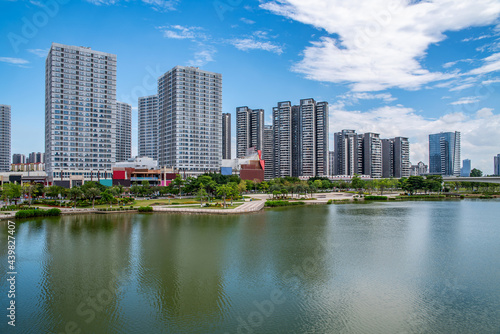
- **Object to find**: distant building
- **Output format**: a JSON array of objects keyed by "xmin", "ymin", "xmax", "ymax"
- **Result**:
[
  {"xmin": 273, "ymin": 101, "xmax": 292, "ymax": 178},
  {"xmin": 494, "ymin": 154, "xmax": 500, "ymax": 176},
  {"xmin": 460, "ymin": 159, "xmax": 471, "ymax": 177},
  {"xmin": 28, "ymin": 152, "xmax": 45, "ymax": 164},
  {"xmin": 11, "ymin": 162, "xmax": 45, "ymax": 172},
  {"xmin": 382, "ymin": 137, "xmax": 410, "ymax": 178},
  {"xmin": 334, "ymin": 130, "xmax": 360, "ymax": 176},
  {"xmin": 0, "ymin": 105, "xmax": 11, "ymax": 172},
  {"xmin": 116, "ymin": 102, "xmax": 132, "ymax": 162},
  {"xmin": 138, "ymin": 95, "xmax": 159, "ymax": 160},
  {"xmin": 113, "ymin": 156, "xmax": 158, "ymax": 170},
  {"xmin": 222, "ymin": 113, "xmax": 231, "ymax": 159},
  {"xmin": 410, "ymin": 161, "xmax": 428, "ymax": 176},
  {"xmin": 12, "ymin": 153, "xmax": 26, "ymax": 164},
  {"xmin": 429, "ymin": 131, "xmax": 461, "ymax": 176},
  {"xmin": 221, "ymin": 149, "xmax": 265, "ymax": 182},
  {"xmin": 158, "ymin": 66, "xmax": 222, "ymax": 173},
  {"xmin": 362, "ymin": 133, "xmax": 382, "ymax": 178},
  {"xmin": 329, "ymin": 151, "xmax": 335, "ymax": 176},
  {"xmin": 263, "ymin": 125, "xmax": 274, "ymax": 180},
  {"xmin": 236, "ymin": 107, "xmax": 264, "ymax": 158}
]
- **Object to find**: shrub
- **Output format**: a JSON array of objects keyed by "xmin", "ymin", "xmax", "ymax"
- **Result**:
[
  {"xmin": 364, "ymin": 195, "xmax": 388, "ymax": 201},
  {"xmin": 327, "ymin": 199, "xmax": 333, "ymax": 204},
  {"xmin": 15, "ymin": 208, "xmax": 61, "ymax": 219},
  {"xmin": 138, "ymin": 206, "xmax": 153, "ymax": 212},
  {"xmin": 265, "ymin": 200, "xmax": 306, "ymax": 207}
]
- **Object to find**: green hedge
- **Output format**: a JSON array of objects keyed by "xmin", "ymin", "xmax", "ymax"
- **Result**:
[
  {"xmin": 364, "ymin": 195, "xmax": 388, "ymax": 200},
  {"xmin": 265, "ymin": 200, "xmax": 306, "ymax": 207},
  {"xmin": 137, "ymin": 206, "xmax": 153, "ymax": 212},
  {"xmin": 15, "ymin": 208, "xmax": 61, "ymax": 219}
]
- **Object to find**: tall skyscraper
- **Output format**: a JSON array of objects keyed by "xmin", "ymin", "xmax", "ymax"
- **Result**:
[
  {"xmin": 263, "ymin": 125, "xmax": 274, "ymax": 180},
  {"xmin": 329, "ymin": 151, "xmax": 335, "ymax": 176},
  {"xmin": 138, "ymin": 95, "xmax": 159, "ymax": 160},
  {"xmin": 494, "ymin": 154, "xmax": 500, "ymax": 176},
  {"xmin": 362, "ymin": 133, "xmax": 382, "ymax": 178},
  {"xmin": 45, "ymin": 43, "xmax": 117, "ymax": 180},
  {"xmin": 12, "ymin": 153, "xmax": 26, "ymax": 164},
  {"xmin": 334, "ymin": 130, "xmax": 360, "ymax": 176},
  {"xmin": 116, "ymin": 101, "xmax": 132, "ymax": 162},
  {"xmin": 0, "ymin": 104, "xmax": 11, "ymax": 172},
  {"xmin": 28, "ymin": 152, "xmax": 45, "ymax": 164},
  {"xmin": 273, "ymin": 101, "xmax": 292, "ymax": 178},
  {"xmin": 222, "ymin": 113, "xmax": 231, "ymax": 159},
  {"xmin": 429, "ymin": 132, "xmax": 461, "ymax": 176},
  {"xmin": 158, "ymin": 66, "xmax": 222, "ymax": 173},
  {"xmin": 461, "ymin": 159, "xmax": 471, "ymax": 177},
  {"xmin": 382, "ymin": 137, "xmax": 410, "ymax": 178},
  {"xmin": 236, "ymin": 107, "xmax": 264, "ymax": 158}
]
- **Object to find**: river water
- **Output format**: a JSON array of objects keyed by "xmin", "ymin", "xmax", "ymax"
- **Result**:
[{"xmin": 1, "ymin": 199, "xmax": 499, "ymax": 333}]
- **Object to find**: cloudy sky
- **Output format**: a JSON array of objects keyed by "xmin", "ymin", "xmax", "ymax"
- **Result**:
[{"xmin": 1, "ymin": 0, "xmax": 499, "ymax": 173}]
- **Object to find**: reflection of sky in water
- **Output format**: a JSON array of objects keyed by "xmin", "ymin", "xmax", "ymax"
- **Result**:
[{"xmin": 0, "ymin": 200, "xmax": 499, "ymax": 334}]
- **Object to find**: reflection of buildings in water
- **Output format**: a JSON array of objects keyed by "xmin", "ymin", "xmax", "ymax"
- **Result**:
[
  {"xmin": 38, "ymin": 214, "xmax": 134, "ymax": 332},
  {"xmin": 137, "ymin": 214, "xmax": 234, "ymax": 323}
]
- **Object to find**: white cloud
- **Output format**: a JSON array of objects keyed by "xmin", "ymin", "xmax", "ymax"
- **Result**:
[
  {"xmin": 468, "ymin": 52, "xmax": 500, "ymax": 75},
  {"xmin": 240, "ymin": 18, "xmax": 256, "ymax": 24},
  {"xmin": 450, "ymin": 97, "xmax": 481, "ymax": 105},
  {"xmin": 462, "ymin": 34, "xmax": 492, "ymax": 42},
  {"xmin": 338, "ymin": 92, "xmax": 396, "ymax": 105},
  {"xmin": 261, "ymin": 0, "xmax": 500, "ymax": 91},
  {"xmin": 27, "ymin": 48, "xmax": 49, "ymax": 57},
  {"xmin": 230, "ymin": 38, "xmax": 283, "ymax": 54},
  {"xmin": 187, "ymin": 45, "xmax": 216, "ymax": 67},
  {"xmin": 86, "ymin": 0, "xmax": 178, "ymax": 11},
  {"xmin": 329, "ymin": 104, "xmax": 500, "ymax": 173},
  {"xmin": 158, "ymin": 25, "xmax": 205, "ymax": 40},
  {"xmin": 482, "ymin": 78, "xmax": 500, "ymax": 85},
  {"xmin": 0, "ymin": 57, "xmax": 29, "ymax": 65}
]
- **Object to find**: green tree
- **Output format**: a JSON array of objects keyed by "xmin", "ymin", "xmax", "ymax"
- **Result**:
[
  {"xmin": 2, "ymin": 183, "xmax": 22, "ymax": 205},
  {"xmin": 260, "ymin": 181, "xmax": 269, "ymax": 193},
  {"xmin": 216, "ymin": 184, "xmax": 230, "ymax": 208},
  {"xmin": 85, "ymin": 187, "xmax": 101, "ymax": 208},
  {"xmin": 68, "ymin": 187, "xmax": 84, "ymax": 208},
  {"xmin": 172, "ymin": 176, "xmax": 184, "ymax": 198},
  {"xmin": 100, "ymin": 189, "xmax": 114, "ymax": 208},
  {"xmin": 196, "ymin": 183, "xmax": 208, "ymax": 207},
  {"xmin": 238, "ymin": 180, "xmax": 247, "ymax": 194},
  {"xmin": 470, "ymin": 168, "xmax": 483, "ymax": 177},
  {"xmin": 376, "ymin": 178, "xmax": 391, "ymax": 195},
  {"xmin": 403, "ymin": 176, "xmax": 425, "ymax": 195},
  {"xmin": 22, "ymin": 183, "xmax": 37, "ymax": 206},
  {"xmin": 351, "ymin": 175, "xmax": 364, "ymax": 190}
]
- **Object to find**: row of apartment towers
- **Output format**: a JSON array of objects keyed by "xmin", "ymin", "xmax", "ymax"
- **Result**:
[{"xmin": 44, "ymin": 42, "xmax": 409, "ymax": 179}]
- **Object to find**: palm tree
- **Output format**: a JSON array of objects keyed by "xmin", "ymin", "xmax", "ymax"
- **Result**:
[{"xmin": 85, "ymin": 187, "xmax": 101, "ymax": 209}]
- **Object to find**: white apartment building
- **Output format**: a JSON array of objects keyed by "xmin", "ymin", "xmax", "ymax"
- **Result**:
[
  {"xmin": 116, "ymin": 101, "xmax": 132, "ymax": 162},
  {"xmin": 138, "ymin": 95, "xmax": 159, "ymax": 160},
  {"xmin": 0, "ymin": 105, "xmax": 11, "ymax": 172},
  {"xmin": 45, "ymin": 43, "xmax": 117, "ymax": 182},
  {"xmin": 158, "ymin": 66, "xmax": 222, "ymax": 173}
]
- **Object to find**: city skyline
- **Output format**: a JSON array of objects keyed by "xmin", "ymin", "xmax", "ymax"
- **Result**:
[{"xmin": 1, "ymin": 0, "xmax": 500, "ymax": 173}]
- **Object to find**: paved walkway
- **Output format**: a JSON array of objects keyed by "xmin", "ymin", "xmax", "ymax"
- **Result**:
[{"xmin": 154, "ymin": 200, "xmax": 265, "ymax": 215}]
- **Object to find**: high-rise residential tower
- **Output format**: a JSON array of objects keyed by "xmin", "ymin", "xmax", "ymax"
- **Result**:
[
  {"xmin": 236, "ymin": 107, "xmax": 264, "ymax": 158},
  {"xmin": 494, "ymin": 154, "xmax": 500, "ymax": 176},
  {"xmin": 138, "ymin": 95, "xmax": 159, "ymax": 160},
  {"xmin": 0, "ymin": 105, "xmax": 11, "ymax": 172},
  {"xmin": 429, "ymin": 132, "xmax": 461, "ymax": 176},
  {"xmin": 362, "ymin": 133, "xmax": 382, "ymax": 178},
  {"xmin": 222, "ymin": 113, "xmax": 231, "ymax": 160},
  {"xmin": 382, "ymin": 137, "xmax": 410, "ymax": 178},
  {"xmin": 334, "ymin": 130, "xmax": 360, "ymax": 176},
  {"xmin": 12, "ymin": 153, "xmax": 26, "ymax": 165},
  {"xmin": 45, "ymin": 43, "xmax": 117, "ymax": 180},
  {"xmin": 273, "ymin": 101, "xmax": 292, "ymax": 178},
  {"xmin": 116, "ymin": 101, "xmax": 132, "ymax": 162},
  {"xmin": 158, "ymin": 66, "xmax": 222, "ymax": 173},
  {"xmin": 263, "ymin": 125, "xmax": 274, "ymax": 180}
]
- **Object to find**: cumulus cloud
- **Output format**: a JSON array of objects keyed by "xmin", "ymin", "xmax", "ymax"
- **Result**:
[
  {"xmin": 261, "ymin": 0, "xmax": 500, "ymax": 91},
  {"xmin": 158, "ymin": 25, "xmax": 205, "ymax": 40},
  {"xmin": 230, "ymin": 38, "xmax": 283, "ymax": 54},
  {"xmin": 329, "ymin": 104, "xmax": 500, "ymax": 173},
  {"xmin": 0, "ymin": 57, "xmax": 29, "ymax": 65},
  {"xmin": 187, "ymin": 45, "xmax": 216, "ymax": 67},
  {"xmin": 86, "ymin": 0, "xmax": 178, "ymax": 11},
  {"xmin": 338, "ymin": 92, "xmax": 396, "ymax": 105}
]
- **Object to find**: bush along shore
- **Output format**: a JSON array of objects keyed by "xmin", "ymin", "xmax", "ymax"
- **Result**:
[
  {"xmin": 15, "ymin": 208, "xmax": 61, "ymax": 219},
  {"xmin": 265, "ymin": 200, "xmax": 306, "ymax": 207}
]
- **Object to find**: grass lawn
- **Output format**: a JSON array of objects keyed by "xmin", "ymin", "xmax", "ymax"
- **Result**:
[{"xmin": 180, "ymin": 203, "xmax": 244, "ymax": 209}]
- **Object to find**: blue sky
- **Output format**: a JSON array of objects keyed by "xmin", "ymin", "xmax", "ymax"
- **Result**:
[{"xmin": 1, "ymin": 0, "xmax": 499, "ymax": 173}]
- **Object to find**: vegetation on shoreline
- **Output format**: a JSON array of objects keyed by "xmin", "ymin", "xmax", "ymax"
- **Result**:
[
  {"xmin": 15, "ymin": 208, "xmax": 61, "ymax": 219},
  {"xmin": 265, "ymin": 200, "xmax": 306, "ymax": 207}
]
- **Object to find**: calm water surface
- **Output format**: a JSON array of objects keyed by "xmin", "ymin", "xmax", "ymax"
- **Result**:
[{"xmin": 1, "ymin": 200, "xmax": 500, "ymax": 333}]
